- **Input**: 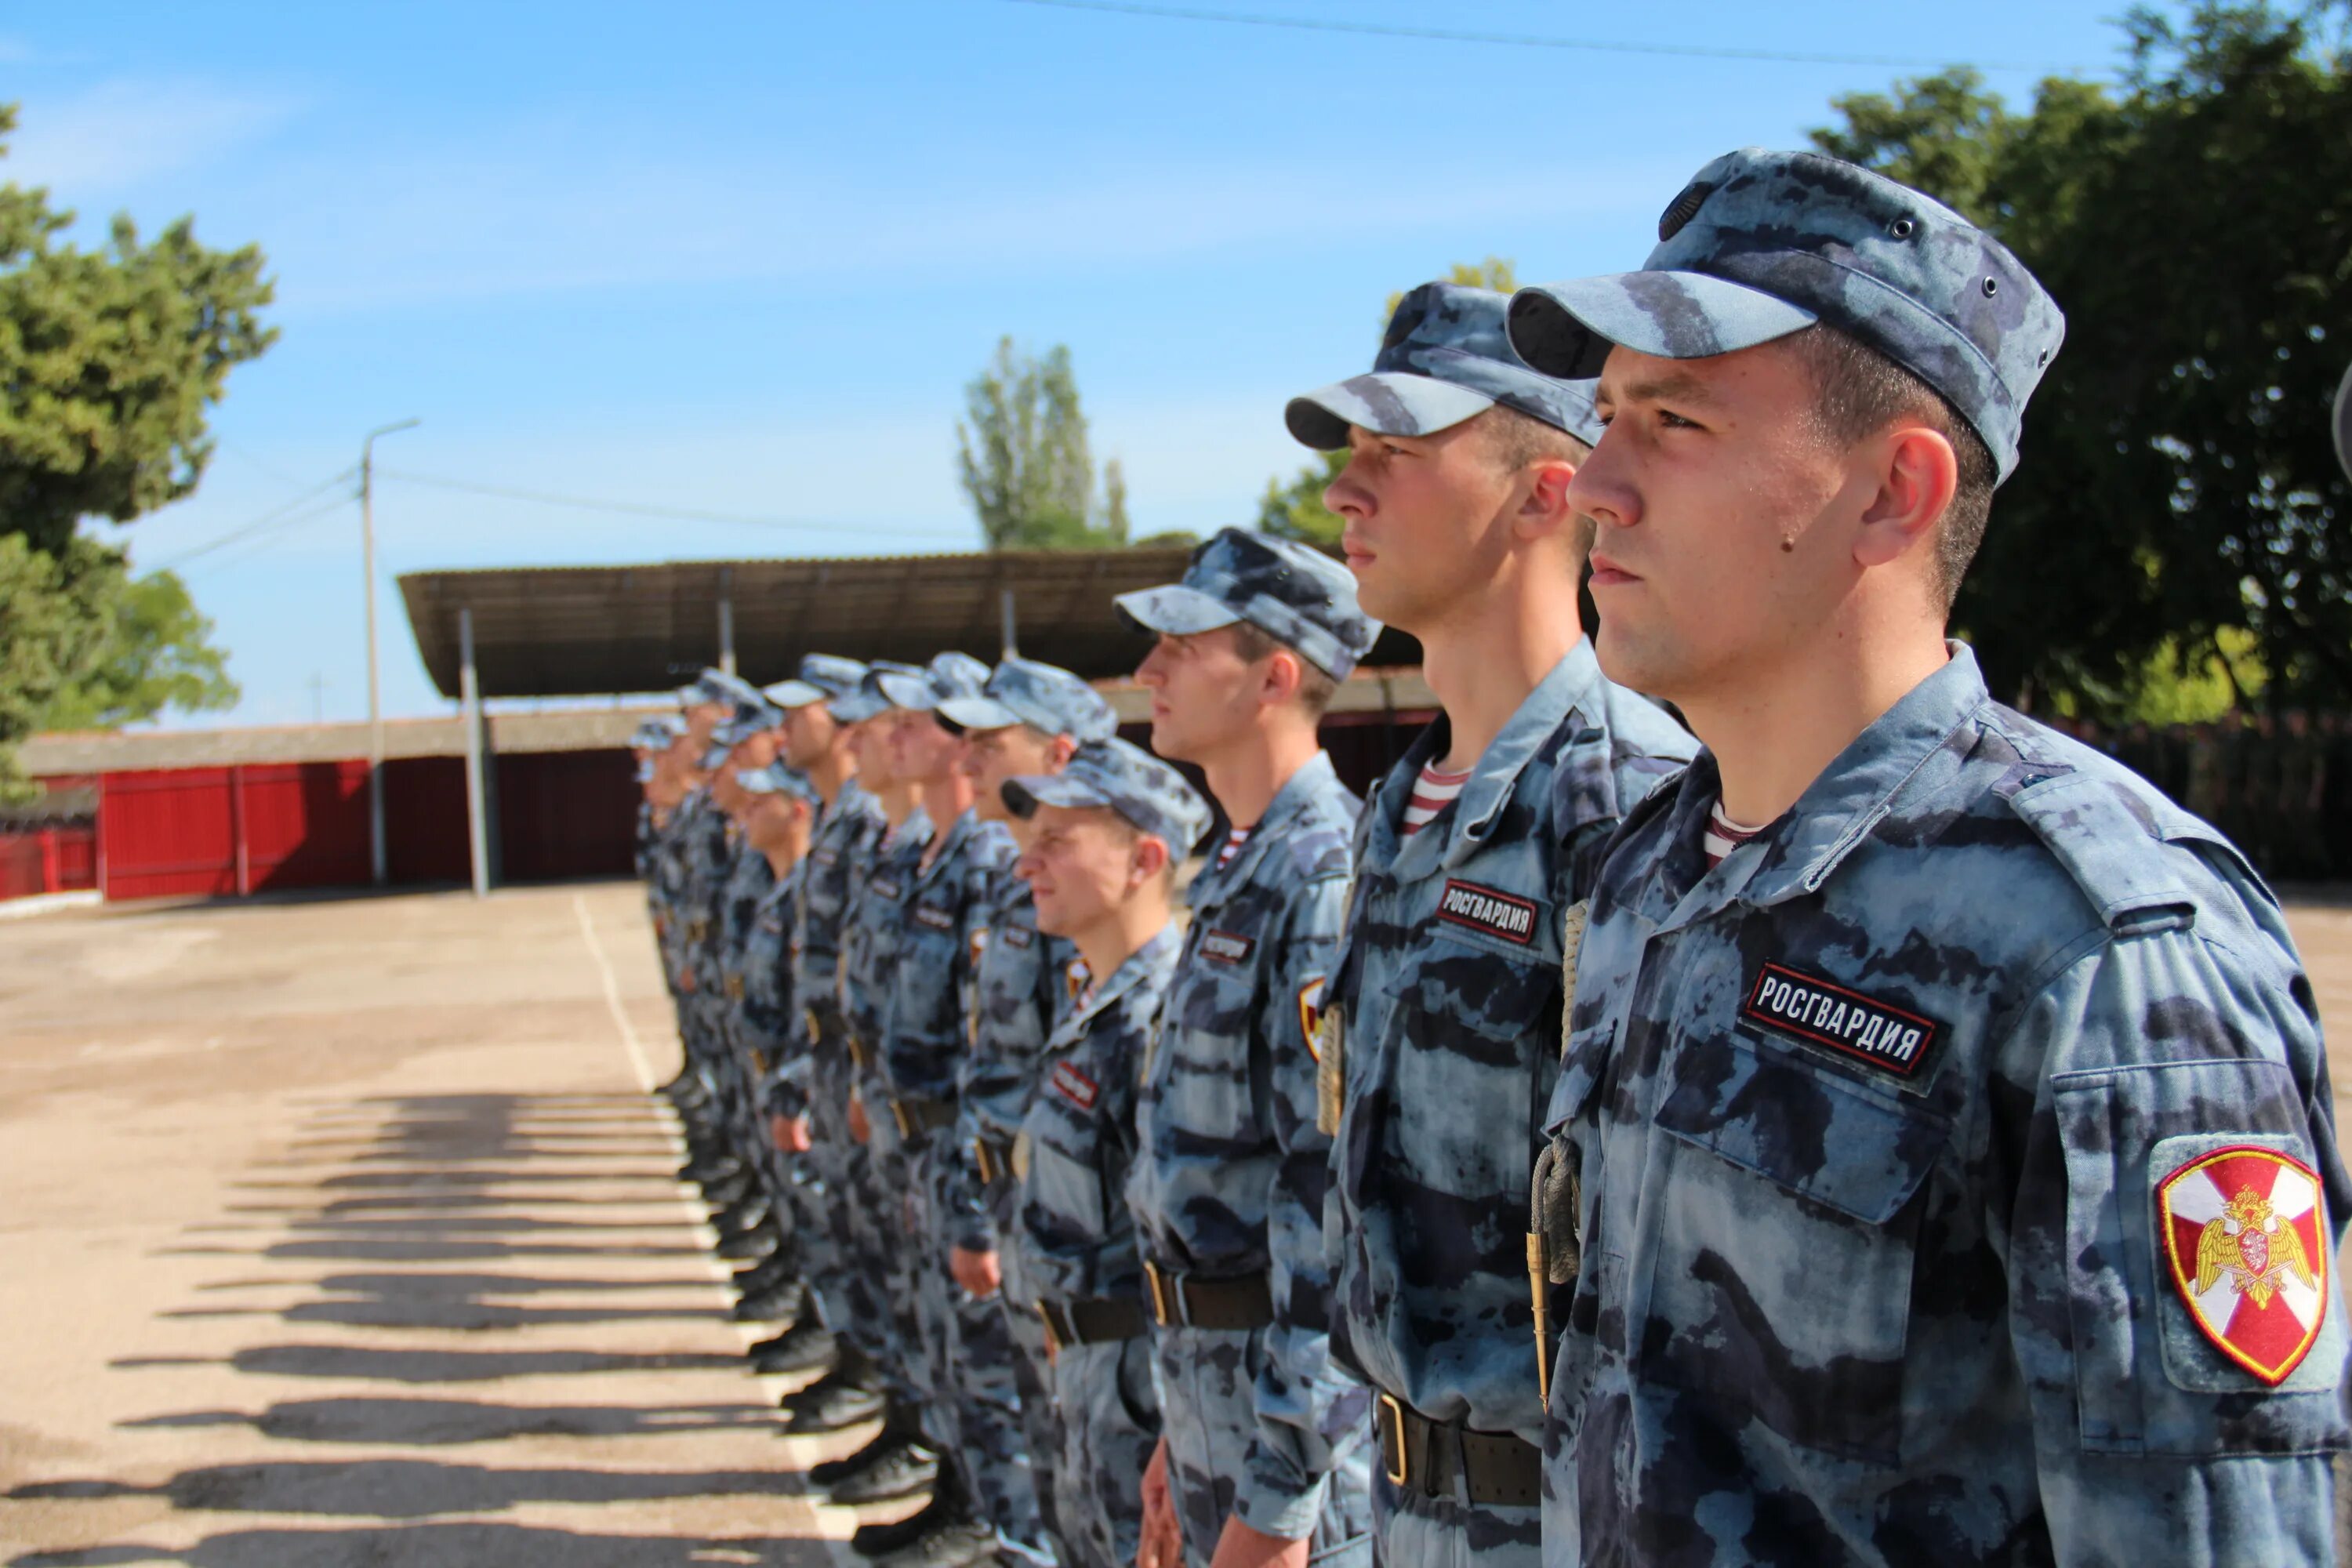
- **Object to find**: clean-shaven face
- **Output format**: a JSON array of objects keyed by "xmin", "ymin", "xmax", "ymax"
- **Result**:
[
  {"xmin": 780, "ymin": 702, "xmax": 839, "ymax": 770},
  {"xmin": 1017, "ymin": 804, "xmax": 1142, "ymax": 938},
  {"xmin": 1574, "ymin": 341, "xmax": 1860, "ymax": 706},
  {"xmin": 963, "ymin": 725, "xmax": 1061, "ymax": 824},
  {"xmin": 888, "ymin": 709, "xmax": 967, "ymax": 785},
  {"xmin": 1134, "ymin": 626, "xmax": 1265, "ymax": 764},
  {"xmin": 846, "ymin": 717, "xmax": 897, "ymax": 790},
  {"xmin": 1322, "ymin": 415, "xmax": 1521, "ymax": 633}
]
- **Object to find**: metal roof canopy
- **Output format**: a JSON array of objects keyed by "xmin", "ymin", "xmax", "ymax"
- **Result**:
[{"xmin": 397, "ymin": 550, "xmax": 1419, "ymax": 699}]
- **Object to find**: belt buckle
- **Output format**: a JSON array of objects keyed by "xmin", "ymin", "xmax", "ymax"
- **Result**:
[
  {"xmin": 1377, "ymin": 1391, "xmax": 1410, "ymax": 1488},
  {"xmin": 1035, "ymin": 1301, "xmax": 1063, "ymax": 1356},
  {"xmin": 1143, "ymin": 1260, "xmax": 1177, "ymax": 1327}
]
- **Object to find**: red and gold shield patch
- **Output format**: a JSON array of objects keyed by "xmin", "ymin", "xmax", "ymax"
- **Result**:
[{"xmin": 2157, "ymin": 1145, "xmax": 2329, "ymax": 1385}]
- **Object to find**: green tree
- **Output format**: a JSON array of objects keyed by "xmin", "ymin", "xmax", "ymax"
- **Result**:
[
  {"xmin": 34, "ymin": 568, "xmax": 238, "ymax": 731},
  {"xmin": 1258, "ymin": 260, "xmax": 1522, "ymax": 550},
  {"xmin": 0, "ymin": 103, "xmax": 270, "ymax": 794},
  {"xmin": 1813, "ymin": 4, "xmax": 2352, "ymax": 720},
  {"xmin": 956, "ymin": 337, "xmax": 1134, "ymax": 549}
]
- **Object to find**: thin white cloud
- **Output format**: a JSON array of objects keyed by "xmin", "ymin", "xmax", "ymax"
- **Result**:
[{"xmin": 7, "ymin": 78, "xmax": 307, "ymax": 197}]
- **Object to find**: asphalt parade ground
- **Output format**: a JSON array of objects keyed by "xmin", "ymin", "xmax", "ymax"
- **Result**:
[
  {"xmin": 5, "ymin": 883, "xmax": 2352, "ymax": 1565},
  {"xmin": 0, "ymin": 882, "xmax": 899, "ymax": 1567}
]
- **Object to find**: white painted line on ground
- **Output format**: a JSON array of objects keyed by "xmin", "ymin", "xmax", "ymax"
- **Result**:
[{"xmin": 573, "ymin": 891, "xmax": 658, "ymax": 1094}]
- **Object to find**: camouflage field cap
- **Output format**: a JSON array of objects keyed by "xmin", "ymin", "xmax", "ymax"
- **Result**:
[
  {"xmin": 1003, "ymin": 737, "xmax": 1210, "ymax": 855},
  {"xmin": 734, "ymin": 763, "xmax": 821, "ymax": 808},
  {"xmin": 713, "ymin": 697, "xmax": 786, "ymax": 746},
  {"xmin": 876, "ymin": 651, "xmax": 990, "ymax": 713},
  {"xmin": 768, "ymin": 654, "xmax": 869, "ymax": 711},
  {"xmin": 1113, "ymin": 527, "xmax": 1379, "ymax": 680},
  {"xmin": 631, "ymin": 716, "xmax": 686, "ymax": 751},
  {"xmin": 1507, "ymin": 147, "xmax": 2065, "ymax": 481},
  {"xmin": 1286, "ymin": 281, "xmax": 1604, "ymax": 452},
  {"xmin": 936, "ymin": 656, "xmax": 1118, "ymax": 743},
  {"xmin": 678, "ymin": 667, "xmax": 758, "ymax": 711},
  {"xmin": 829, "ymin": 659, "xmax": 924, "ymax": 724}
]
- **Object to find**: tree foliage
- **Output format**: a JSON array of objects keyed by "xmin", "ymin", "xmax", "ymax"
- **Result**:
[
  {"xmin": 956, "ymin": 337, "xmax": 1143, "ymax": 549},
  {"xmin": 0, "ymin": 103, "xmax": 267, "ymax": 795},
  {"xmin": 35, "ymin": 568, "xmax": 238, "ymax": 731},
  {"xmin": 1814, "ymin": 4, "xmax": 2352, "ymax": 718},
  {"xmin": 1258, "ymin": 260, "xmax": 1522, "ymax": 550}
]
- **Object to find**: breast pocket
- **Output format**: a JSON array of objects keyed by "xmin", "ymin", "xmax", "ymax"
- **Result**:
[
  {"xmin": 2053, "ymin": 1056, "xmax": 2348, "ymax": 1456},
  {"xmin": 1642, "ymin": 1031, "xmax": 1950, "ymax": 1463},
  {"xmin": 1387, "ymin": 940, "xmax": 1560, "ymax": 1203},
  {"xmin": 1159, "ymin": 960, "xmax": 1261, "ymax": 1145}
]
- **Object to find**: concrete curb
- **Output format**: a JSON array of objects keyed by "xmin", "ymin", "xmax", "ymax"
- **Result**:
[{"xmin": 0, "ymin": 890, "xmax": 100, "ymax": 921}]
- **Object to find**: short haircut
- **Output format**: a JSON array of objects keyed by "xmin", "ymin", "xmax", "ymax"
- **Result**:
[
  {"xmin": 1782, "ymin": 323, "xmax": 1996, "ymax": 612},
  {"xmin": 1224, "ymin": 619, "xmax": 1340, "ymax": 718},
  {"xmin": 1477, "ymin": 403, "xmax": 1593, "ymax": 476}
]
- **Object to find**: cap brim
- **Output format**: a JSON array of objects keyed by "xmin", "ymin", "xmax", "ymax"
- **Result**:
[
  {"xmin": 767, "ymin": 679, "xmax": 827, "ymax": 710},
  {"xmin": 1508, "ymin": 271, "xmax": 1819, "ymax": 379},
  {"xmin": 1114, "ymin": 584, "xmax": 1242, "ymax": 639},
  {"xmin": 828, "ymin": 692, "xmax": 886, "ymax": 724},
  {"xmin": 1283, "ymin": 372, "xmax": 1497, "ymax": 451},
  {"xmin": 876, "ymin": 672, "xmax": 934, "ymax": 711},
  {"xmin": 699, "ymin": 745, "xmax": 731, "ymax": 770},
  {"xmin": 1000, "ymin": 772, "xmax": 1108, "ymax": 820},
  {"xmin": 936, "ymin": 695, "xmax": 1025, "ymax": 733}
]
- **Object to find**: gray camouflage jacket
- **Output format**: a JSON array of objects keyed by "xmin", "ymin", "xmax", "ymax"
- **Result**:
[
  {"xmin": 1127, "ymin": 750, "xmax": 1362, "ymax": 1534},
  {"xmin": 879, "ymin": 809, "xmax": 1011, "ymax": 1112},
  {"xmin": 1015, "ymin": 924, "xmax": 1184, "ymax": 1308},
  {"xmin": 774, "ymin": 779, "xmax": 883, "ymax": 1118},
  {"xmin": 1326, "ymin": 640, "xmax": 1693, "ymax": 1446},
  {"xmin": 1543, "ymin": 644, "xmax": 2349, "ymax": 1566}
]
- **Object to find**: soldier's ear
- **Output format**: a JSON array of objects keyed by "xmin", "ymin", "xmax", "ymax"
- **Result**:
[
  {"xmin": 1513, "ymin": 458, "xmax": 1579, "ymax": 543},
  {"xmin": 1260, "ymin": 648, "xmax": 1305, "ymax": 710},
  {"xmin": 1853, "ymin": 425, "xmax": 1957, "ymax": 575},
  {"xmin": 1131, "ymin": 833, "xmax": 1171, "ymax": 886}
]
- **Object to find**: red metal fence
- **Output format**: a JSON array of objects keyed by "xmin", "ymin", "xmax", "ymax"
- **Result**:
[
  {"xmin": 0, "ymin": 826, "xmax": 99, "ymax": 902},
  {"xmin": 85, "ymin": 750, "xmax": 630, "ymax": 902}
]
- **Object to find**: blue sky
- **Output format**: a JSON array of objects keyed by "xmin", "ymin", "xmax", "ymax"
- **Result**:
[{"xmin": 8, "ymin": 0, "xmax": 2134, "ymax": 726}]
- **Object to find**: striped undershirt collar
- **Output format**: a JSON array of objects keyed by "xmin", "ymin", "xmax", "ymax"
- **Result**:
[{"xmin": 1401, "ymin": 760, "xmax": 1472, "ymax": 837}]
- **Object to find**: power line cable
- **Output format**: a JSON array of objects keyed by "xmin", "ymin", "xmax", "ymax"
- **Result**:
[
  {"xmin": 378, "ymin": 467, "xmax": 967, "ymax": 543},
  {"xmin": 987, "ymin": 0, "xmax": 2087, "ymax": 74},
  {"xmin": 176, "ymin": 492, "xmax": 358, "ymax": 579},
  {"xmin": 151, "ymin": 466, "xmax": 358, "ymax": 572}
]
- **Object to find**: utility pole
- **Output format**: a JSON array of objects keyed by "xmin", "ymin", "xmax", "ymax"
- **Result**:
[
  {"xmin": 361, "ymin": 419, "xmax": 421, "ymax": 887},
  {"xmin": 309, "ymin": 673, "xmax": 328, "ymax": 724}
]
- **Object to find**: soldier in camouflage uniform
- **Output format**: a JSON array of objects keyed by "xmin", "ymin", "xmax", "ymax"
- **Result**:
[
  {"xmin": 789, "ymin": 662, "xmax": 942, "ymax": 1497},
  {"xmin": 724, "ymin": 760, "xmax": 822, "ymax": 1303},
  {"xmin": 926, "ymin": 659, "xmax": 1121, "ymax": 1566},
  {"xmin": 1508, "ymin": 147, "xmax": 2350, "ymax": 1566},
  {"xmin": 1115, "ymin": 529, "xmax": 1380, "ymax": 1568},
  {"xmin": 1003, "ymin": 739, "xmax": 1212, "ymax": 1568},
  {"xmin": 702, "ymin": 699, "xmax": 795, "ymax": 1267},
  {"xmin": 651, "ymin": 672, "xmax": 739, "ymax": 1109},
  {"xmin": 833, "ymin": 652, "xmax": 1058, "ymax": 1566},
  {"xmin": 754, "ymin": 655, "xmax": 884, "ymax": 1382},
  {"xmin": 1298, "ymin": 282, "xmax": 1696, "ymax": 1566}
]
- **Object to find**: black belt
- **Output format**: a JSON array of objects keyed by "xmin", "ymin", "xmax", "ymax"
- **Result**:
[
  {"xmin": 1374, "ymin": 1392, "xmax": 1542, "ymax": 1508},
  {"xmin": 1034, "ymin": 1294, "xmax": 1148, "ymax": 1353},
  {"xmin": 971, "ymin": 1135, "xmax": 1013, "ymax": 1187},
  {"xmin": 890, "ymin": 1093, "xmax": 956, "ymax": 1141},
  {"xmin": 1143, "ymin": 1260, "xmax": 1274, "ymax": 1331}
]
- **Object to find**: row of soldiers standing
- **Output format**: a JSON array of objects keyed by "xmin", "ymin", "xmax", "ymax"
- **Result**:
[{"xmin": 631, "ymin": 143, "xmax": 2349, "ymax": 1568}]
